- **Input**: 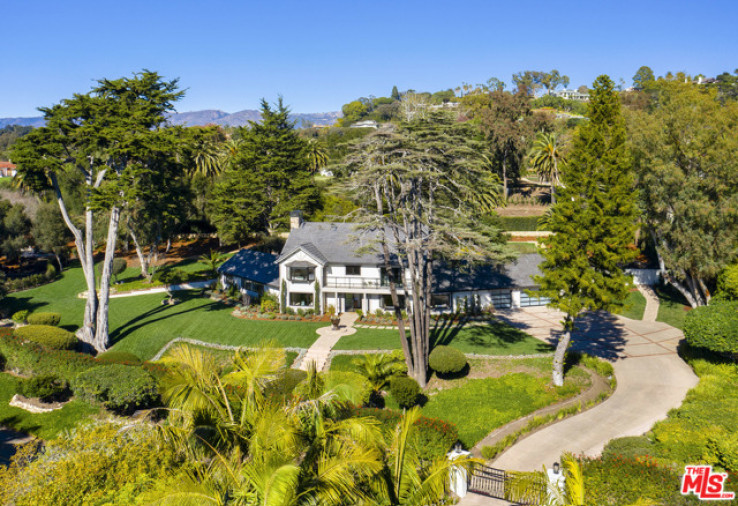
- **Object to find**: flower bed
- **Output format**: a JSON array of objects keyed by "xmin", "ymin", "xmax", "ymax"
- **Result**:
[{"xmin": 231, "ymin": 305, "xmax": 330, "ymax": 322}]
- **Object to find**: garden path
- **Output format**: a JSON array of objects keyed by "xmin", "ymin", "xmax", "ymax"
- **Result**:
[
  {"xmin": 637, "ymin": 284, "xmax": 660, "ymax": 322},
  {"xmin": 297, "ymin": 312, "xmax": 359, "ymax": 372},
  {"xmin": 487, "ymin": 306, "xmax": 697, "ymax": 472}
]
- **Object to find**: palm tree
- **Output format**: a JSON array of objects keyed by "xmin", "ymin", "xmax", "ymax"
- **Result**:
[
  {"xmin": 374, "ymin": 407, "xmax": 479, "ymax": 506},
  {"xmin": 306, "ymin": 139, "xmax": 329, "ymax": 174},
  {"xmin": 529, "ymin": 132, "xmax": 567, "ymax": 204},
  {"xmin": 200, "ymin": 250, "xmax": 226, "ymax": 278},
  {"xmin": 352, "ymin": 353, "xmax": 406, "ymax": 395},
  {"xmin": 193, "ymin": 137, "xmax": 226, "ymax": 178}
]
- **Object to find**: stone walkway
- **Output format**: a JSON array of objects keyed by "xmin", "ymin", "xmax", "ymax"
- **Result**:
[
  {"xmin": 488, "ymin": 306, "xmax": 697, "ymax": 472},
  {"xmin": 298, "ymin": 312, "xmax": 359, "ymax": 371},
  {"xmin": 637, "ymin": 284, "xmax": 660, "ymax": 322}
]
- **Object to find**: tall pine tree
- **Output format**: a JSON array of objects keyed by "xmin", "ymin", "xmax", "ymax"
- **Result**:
[
  {"xmin": 208, "ymin": 98, "xmax": 320, "ymax": 243},
  {"xmin": 534, "ymin": 75, "xmax": 638, "ymax": 386}
]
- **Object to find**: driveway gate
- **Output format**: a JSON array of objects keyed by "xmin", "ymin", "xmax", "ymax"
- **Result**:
[{"xmin": 467, "ymin": 464, "xmax": 547, "ymax": 505}]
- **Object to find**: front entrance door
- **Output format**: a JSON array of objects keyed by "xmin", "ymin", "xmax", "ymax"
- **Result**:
[{"xmin": 343, "ymin": 293, "xmax": 362, "ymax": 311}]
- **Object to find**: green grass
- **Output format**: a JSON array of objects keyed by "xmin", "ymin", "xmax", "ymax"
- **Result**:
[
  {"xmin": 506, "ymin": 242, "xmax": 539, "ymax": 254},
  {"xmin": 614, "ymin": 289, "xmax": 647, "ymax": 320},
  {"xmin": 421, "ymin": 371, "xmax": 586, "ymax": 447},
  {"xmin": 159, "ymin": 344, "xmax": 299, "ymax": 368},
  {"xmin": 4, "ymin": 265, "xmax": 322, "ymax": 360},
  {"xmin": 655, "ymin": 284, "xmax": 691, "ymax": 329},
  {"xmin": 335, "ymin": 320, "xmax": 552, "ymax": 355},
  {"xmin": 0, "ymin": 373, "xmax": 100, "ymax": 439}
]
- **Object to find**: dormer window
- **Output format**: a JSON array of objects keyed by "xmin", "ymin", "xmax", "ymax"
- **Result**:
[{"xmin": 346, "ymin": 265, "xmax": 361, "ymax": 276}]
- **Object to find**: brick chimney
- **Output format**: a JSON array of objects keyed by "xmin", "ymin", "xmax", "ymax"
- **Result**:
[{"xmin": 290, "ymin": 210, "xmax": 303, "ymax": 230}]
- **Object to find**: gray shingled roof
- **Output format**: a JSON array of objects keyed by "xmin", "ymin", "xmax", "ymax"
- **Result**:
[
  {"xmin": 278, "ymin": 222, "xmax": 392, "ymax": 265},
  {"xmin": 432, "ymin": 254, "xmax": 544, "ymax": 292},
  {"xmin": 217, "ymin": 249, "xmax": 279, "ymax": 286}
]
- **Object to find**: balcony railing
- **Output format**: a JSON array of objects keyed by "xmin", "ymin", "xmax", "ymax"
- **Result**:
[{"xmin": 325, "ymin": 276, "xmax": 401, "ymax": 289}]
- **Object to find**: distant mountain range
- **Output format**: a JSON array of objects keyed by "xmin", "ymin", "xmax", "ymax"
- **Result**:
[{"xmin": 0, "ymin": 109, "xmax": 341, "ymax": 129}]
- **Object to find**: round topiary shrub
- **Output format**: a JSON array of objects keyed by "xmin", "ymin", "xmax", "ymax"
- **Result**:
[
  {"xmin": 27, "ymin": 312, "xmax": 62, "ymax": 326},
  {"xmin": 22, "ymin": 374, "xmax": 69, "ymax": 403},
  {"xmin": 684, "ymin": 300, "xmax": 738, "ymax": 355},
  {"xmin": 389, "ymin": 375, "xmax": 420, "ymax": 409},
  {"xmin": 96, "ymin": 350, "xmax": 143, "ymax": 365},
  {"xmin": 429, "ymin": 345, "xmax": 467, "ymax": 375},
  {"xmin": 72, "ymin": 364, "xmax": 159, "ymax": 414},
  {"xmin": 325, "ymin": 371, "xmax": 372, "ymax": 406},
  {"xmin": 11, "ymin": 310, "xmax": 29, "ymax": 323},
  {"xmin": 14, "ymin": 325, "xmax": 78, "ymax": 350}
]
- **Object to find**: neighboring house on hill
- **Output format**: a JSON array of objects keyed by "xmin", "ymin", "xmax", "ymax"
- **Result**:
[
  {"xmin": 0, "ymin": 161, "xmax": 17, "ymax": 178},
  {"xmin": 349, "ymin": 120, "xmax": 378, "ymax": 129},
  {"xmin": 219, "ymin": 211, "xmax": 550, "ymax": 313},
  {"xmin": 217, "ymin": 249, "xmax": 279, "ymax": 302},
  {"xmin": 552, "ymin": 89, "xmax": 590, "ymax": 101}
]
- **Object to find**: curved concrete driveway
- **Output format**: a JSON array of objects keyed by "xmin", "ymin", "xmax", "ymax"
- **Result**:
[{"xmin": 490, "ymin": 307, "xmax": 698, "ymax": 472}]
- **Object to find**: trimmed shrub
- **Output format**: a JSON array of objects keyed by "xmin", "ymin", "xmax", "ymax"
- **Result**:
[
  {"xmin": 389, "ymin": 375, "xmax": 420, "ymax": 409},
  {"xmin": 72, "ymin": 364, "xmax": 158, "ymax": 414},
  {"xmin": 261, "ymin": 294, "xmax": 279, "ymax": 313},
  {"xmin": 27, "ymin": 312, "xmax": 62, "ymax": 326},
  {"xmin": 353, "ymin": 407, "xmax": 459, "ymax": 460},
  {"xmin": 717, "ymin": 263, "xmax": 738, "ymax": 300},
  {"xmin": 14, "ymin": 325, "xmax": 77, "ymax": 350},
  {"xmin": 602, "ymin": 436, "xmax": 654, "ymax": 460},
  {"xmin": 0, "ymin": 328, "xmax": 97, "ymax": 379},
  {"xmin": 22, "ymin": 374, "xmax": 69, "ymax": 403},
  {"xmin": 11, "ymin": 310, "xmax": 29, "ymax": 323},
  {"xmin": 429, "ymin": 345, "xmax": 467, "ymax": 375},
  {"xmin": 683, "ymin": 300, "xmax": 738, "ymax": 354},
  {"xmin": 96, "ymin": 350, "xmax": 143, "ymax": 365},
  {"xmin": 325, "ymin": 371, "xmax": 372, "ymax": 406}
]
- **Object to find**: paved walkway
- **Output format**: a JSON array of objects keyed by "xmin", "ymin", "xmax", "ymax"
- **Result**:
[
  {"xmin": 488, "ymin": 306, "xmax": 697, "ymax": 472},
  {"xmin": 298, "ymin": 312, "xmax": 359, "ymax": 371},
  {"xmin": 637, "ymin": 284, "xmax": 660, "ymax": 322}
]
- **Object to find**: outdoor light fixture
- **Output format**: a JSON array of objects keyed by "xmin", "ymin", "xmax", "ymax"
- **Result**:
[
  {"xmin": 553, "ymin": 462, "xmax": 560, "ymax": 474},
  {"xmin": 454, "ymin": 443, "xmax": 462, "ymax": 452}
]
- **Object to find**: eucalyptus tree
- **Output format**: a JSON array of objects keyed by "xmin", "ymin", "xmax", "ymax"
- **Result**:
[
  {"xmin": 344, "ymin": 113, "xmax": 511, "ymax": 386},
  {"xmin": 534, "ymin": 75, "xmax": 638, "ymax": 386},
  {"xmin": 629, "ymin": 79, "xmax": 738, "ymax": 307},
  {"xmin": 11, "ymin": 71, "xmax": 183, "ymax": 351}
]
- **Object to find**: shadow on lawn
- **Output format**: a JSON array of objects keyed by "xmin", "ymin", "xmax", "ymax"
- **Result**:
[
  {"xmin": 108, "ymin": 292, "xmax": 224, "ymax": 346},
  {"xmin": 429, "ymin": 316, "xmax": 553, "ymax": 353},
  {"xmin": 1, "ymin": 296, "xmax": 48, "ymax": 317}
]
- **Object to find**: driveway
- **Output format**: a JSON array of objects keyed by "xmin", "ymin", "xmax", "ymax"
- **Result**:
[{"xmin": 489, "ymin": 306, "xmax": 697, "ymax": 472}]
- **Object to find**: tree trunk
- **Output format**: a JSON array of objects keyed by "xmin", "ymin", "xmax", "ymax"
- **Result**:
[
  {"xmin": 94, "ymin": 205, "xmax": 121, "ymax": 353},
  {"xmin": 54, "ymin": 253, "xmax": 63, "ymax": 273},
  {"xmin": 128, "ymin": 221, "xmax": 151, "ymax": 281},
  {"xmin": 552, "ymin": 314, "xmax": 574, "ymax": 387},
  {"xmin": 551, "ymin": 159, "xmax": 557, "ymax": 204}
]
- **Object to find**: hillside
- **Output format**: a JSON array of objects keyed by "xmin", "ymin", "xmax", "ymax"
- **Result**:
[{"xmin": 0, "ymin": 109, "xmax": 341, "ymax": 129}]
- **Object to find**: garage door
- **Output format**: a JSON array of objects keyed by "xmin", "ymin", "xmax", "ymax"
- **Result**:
[{"xmin": 519, "ymin": 291, "xmax": 550, "ymax": 307}]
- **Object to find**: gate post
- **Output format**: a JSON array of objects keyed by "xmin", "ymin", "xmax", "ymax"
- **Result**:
[{"xmin": 447, "ymin": 448, "xmax": 471, "ymax": 498}]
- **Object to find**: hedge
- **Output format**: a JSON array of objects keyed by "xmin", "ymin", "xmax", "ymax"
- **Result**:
[
  {"xmin": 22, "ymin": 374, "xmax": 69, "ymax": 403},
  {"xmin": 429, "ymin": 345, "xmax": 467, "ymax": 375},
  {"xmin": 72, "ymin": 364, "xmax": 159, "ymax": 414},
  {"xmin": 389, "ymin": 375, "xmax": 420, "ymax": 409},
  {"xmin": 717, "ymin": 263, "xmax": 738, "ymax": 300},
  {"xmin": 14, "ymin": 325, "xmax": 78, "ymax": 350},
  {"xmin": 95, "ymin": 350, "xmax": 143, "ymax": 365},
  {"xmin": 353, "ymin": 407, "xmax": 459, "ymax": 460},
  {"xmin": 26, "ymin": 312, "xmax": 62, "ymax": 326},
  {"xmin": 683, "ymin": 300, "xmax": 738, "ymax": 354},
  {"xmin": 498, "ymin": 216, "xmax": 543, "ymax": 232}
]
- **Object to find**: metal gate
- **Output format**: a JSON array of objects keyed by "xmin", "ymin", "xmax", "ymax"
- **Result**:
[{"xmin": 468, "ymin": 464, "xmax": 547, "ymax": 505}]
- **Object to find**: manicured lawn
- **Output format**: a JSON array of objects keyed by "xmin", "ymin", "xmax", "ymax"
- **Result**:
[
  {"xmin": 614, "ymin": 289, "xmax": 646, "ymax": 320},
  {"xmin": 422, "ymin": 369, "xmax": 587, "ymax": 447},
  {"xmin": 655, "ymin": 284, "xmax": 691, "ymax": 330},
  {"xmin": 160, "ymin": 343, "xmax": 298, "ymax": 368},
  {"xmin": 335, "ymin": 320, "xmax": 551, "ymax": 356},
  {"xmin": 4, "ymin": 265, "xmax": 322, "ymax": 360},
  {"xmin": 0, "ymin": 373, "xmax": 100, "ymax": 440},
  {"xmin": 506, "ymin": 242, "xmax": 539, "ymax": 254}
]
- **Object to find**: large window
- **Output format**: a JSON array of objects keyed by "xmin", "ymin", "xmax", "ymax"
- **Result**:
[
  {"xmin": 431, "ymin": 294, "xmax": 451, "ymax": 309},
  {"xmin": 289, "ymin": 293, "xmax": 314, "ymax": 307},
  {"xmin": 380, "ymin": 267, "xmax": 402, "ymax": 286},
  {"xmin": 290, "ymin": 267, "xmax": 315, "ymax": 283},
  {"xmin": 346, "ymin": 265, "xmax": 361, "ymax": 276},
  {"xmin": 382, "ymin": 294, "xmax": 406, "ymax": 309}
]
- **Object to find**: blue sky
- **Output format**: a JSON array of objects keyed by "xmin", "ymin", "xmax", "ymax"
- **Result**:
[{"xmin": 2, "ymin": 0, "xmax": 736, "ymax": 117}]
